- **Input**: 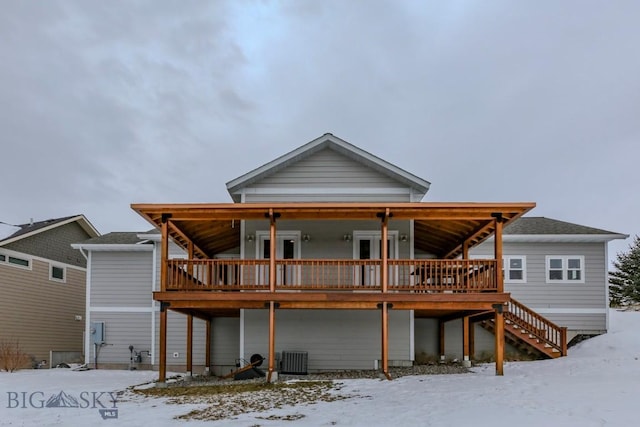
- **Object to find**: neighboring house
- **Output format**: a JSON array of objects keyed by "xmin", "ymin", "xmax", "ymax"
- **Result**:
[
  {"xmin": 0, "ymin": 215, "xmax": 100, "ymax": 367},
  {"xmin": 73, "ymin": 134, "xmax": 626, "ymax": 382}
]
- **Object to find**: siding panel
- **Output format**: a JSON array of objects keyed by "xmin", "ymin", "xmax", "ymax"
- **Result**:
[{"xmin": 243, "ymin": 310, "xmax": 411, "ymax": 371}]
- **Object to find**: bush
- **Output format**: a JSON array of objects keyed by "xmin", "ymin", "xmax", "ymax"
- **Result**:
[{"xmin": 0, "ymin": 339, "xmax": 32, "ymax": 372}]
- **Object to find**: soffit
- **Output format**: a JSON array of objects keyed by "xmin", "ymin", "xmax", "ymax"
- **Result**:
[{"xmin": 132, "ymin": 202, "xmax": 534, "ymax": 259}]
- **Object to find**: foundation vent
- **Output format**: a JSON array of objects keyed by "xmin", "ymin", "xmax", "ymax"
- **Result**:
[{"xmin": 281, "ymin": 351, "xmax": 308, "ymax": 375}]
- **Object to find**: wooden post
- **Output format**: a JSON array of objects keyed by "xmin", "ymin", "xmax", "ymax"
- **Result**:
[
  {"xmin": 186, "ymin": 314, "xmax": 193, "ymax": 376},
  {"xmin": 269, "ymin": 209, "xmax": 276, "ymax": 293},
  {"xmin": 205, "ymin": 318, "xmax": 211, "ymax": 375},
  {"xmin": 158, "ymin": 304, "xmax": 167, "ymax": 384},
  {"xmin": 381, "ymin": 302, "xmax": 391, "ymax": 379},
  {"xmin": 561, "ymin": 326, "xmax": 568, "ymax": 356},
  {"xmin": 469, "ymin": 320, "xmax": 475, "ymax": 361},
  {"xmin": 493, "ymin": 214, "xmax": 504, "ymax": 293},
  {"xmin": 160, "ymin": 216, "xmax": 169, "ymax": 292},
  {"xmin": 495, "ymin": 306, "xmax": 504, "ymax": 376},
  {"xmin": 462, "ymin": 240, "xmax": 470, "ymax": 290},
  {"xmin": 462, "ymin": 316, "xmax": 470, "ymax": 367},
  {"xmin": 267, "ymin": 301, "xmax": 276, "ymax": 382},
  {"xmin": 438, "ymin": 319, "xmax": 446, "ymax": 363},
  {"xmin": 381, "ymin": 208, "xmax": 389, "ymax": 293}
]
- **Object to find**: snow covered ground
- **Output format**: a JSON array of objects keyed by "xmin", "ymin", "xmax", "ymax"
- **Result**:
[{"xmin": 2, "ymin": 309, "xmax": 639, "ymax": 426}]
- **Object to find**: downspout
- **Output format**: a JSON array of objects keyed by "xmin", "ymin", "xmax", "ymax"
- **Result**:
[
  {"xmin": 151, "ymin": 242, "xmax": 157, "ymax": 366},
  {"xmin": 75, "ymin": 247, "xmax": 92, "ymax": 366}
]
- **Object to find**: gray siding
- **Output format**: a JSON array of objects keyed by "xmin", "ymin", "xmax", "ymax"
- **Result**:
[
  {"xmin": 5, "ymin": 222, "xmax": 90, "ymax": 267},
  {"xmin": 243, "ymin": 148, "xmax": 412, "ymax": 203},
  {"xmin": 414, "ymin": 319, "xmax": 517, "ymax": 361},
  {"xmin": 153, "ymin": 310, "xmax": 207, "ymax": 368},
  {"xmin": 243, "ymin": 309, "xmax": 411, "ymax": 371},
  {"xmin": 0, "ymin": 258, "xmax": 85, "ymax": 364},
  {"xmin": 211, "ymin": 317, "xmax": 240, "ymax": 376},
  {"xmin": 90, "ymin": 251, "xmax": 153, "ymax": 307},
  {"xmin": 471, "ymin": 240, "xmax": 608, "ymax": 332},
  {"xmin": 87, "ymin": 312, "xmax": 152, "ymax": 365},
  {"xmin": 244, "ymin": 220, "xmax": 412, "ymax": 260}
]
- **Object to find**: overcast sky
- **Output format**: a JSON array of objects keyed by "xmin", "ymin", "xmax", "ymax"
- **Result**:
[{"xmin": 1, "ymin": 1, "xmax": 637, "ymax": 260}]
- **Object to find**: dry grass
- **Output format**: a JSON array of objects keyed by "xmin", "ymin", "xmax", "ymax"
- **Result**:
[{"xmin": 133, "ymin": 380, "xmax": 349, "ymax": 422}]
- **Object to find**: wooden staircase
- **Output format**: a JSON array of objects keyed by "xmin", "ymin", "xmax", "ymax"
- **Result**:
[{"xmin": 478, "ymin": 298, "xmax": 568, "ymax": 359}]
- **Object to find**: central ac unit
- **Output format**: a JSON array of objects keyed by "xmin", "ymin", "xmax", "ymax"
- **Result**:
[{"xmin": 281, "ymin": 351, "xmax": 308, "ymax": 375}]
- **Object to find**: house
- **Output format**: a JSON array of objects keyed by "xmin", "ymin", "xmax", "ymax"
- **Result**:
[
  {"xmin": 73, "ymin": 134, "xmax": 626, "ymax": 383},
  {"xmin": 0, "ymin": 215, "xmax": 100, "ymax": 367}
]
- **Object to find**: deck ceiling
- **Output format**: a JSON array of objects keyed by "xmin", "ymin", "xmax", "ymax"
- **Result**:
[{"xmin": 131, "ymin": 202, "xmax": 535, "ymax": 259}]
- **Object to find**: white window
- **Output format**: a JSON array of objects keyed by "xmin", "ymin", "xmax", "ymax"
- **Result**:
[
  {"xmin": 504, "ymin": 256, "xmax": 526, "ymax": 283},
  {"xmin": 546, "ymin": 256, "xmax": 585, "ymax": 283},
  {"xmin": 50, "ymin": 264, "xmax": 66, "ymax": 282},
  {"xmin": 0, "ymin": 251, "xmax": 31, "ymax": 269}
]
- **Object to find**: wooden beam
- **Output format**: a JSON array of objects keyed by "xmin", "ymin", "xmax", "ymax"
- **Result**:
[
  {"xmin": 381, "ymin": 302, "xmax": 391, "ymax": 380},
  {"xmin": 469, "ymin": 320, "xmax": 475, "ymax": 361},
  {"xmin": 462, "ymin": 316, "xmax": 470, "ymax": 366},
  {"xmin": 267, "ymin": 301, "xmax": 276, "ymax": 383},
  {"xmin": 495, "ymin": 307, "xmax": 504, "ymax": 376},
  {"xmin": 186, "ymin": 314, "xmax": 193, "ymax": 375},
  {"xmin": 169, "ymin": 222, "xmax": 207, "ymax": 259},
  {"xmin": 160, "ymin": 219, "xmax": 169, "ymax": 292},
  {"xmin": 159, "ymin": 306, "xmax": 167, "ymax": 383},
  {"xmin": 205, "ymin": 318, "xmax": 211, "ymax": 373},
  {"xmin": 494, "ymin": 215, "xmax": 504, "ymax": 293},
  {"xmin": 381, "ymin": 208, "xmax": 389, "ymax": 294},
  {"xmin": 269, "ymin": 209, "xmax": 276, "ymax": 293},
  {"xmin": 439, "ymin": 319, "xmax": 445, "ymax": 363}
]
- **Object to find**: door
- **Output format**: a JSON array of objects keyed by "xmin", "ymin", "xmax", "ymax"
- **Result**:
[
  {"xmin": 354, "ymin": 232, "xmax": 397, "ymax": 287},
  {"xmin": 258, "ymin": 233, "xmax": 300, "ymax": 286}
]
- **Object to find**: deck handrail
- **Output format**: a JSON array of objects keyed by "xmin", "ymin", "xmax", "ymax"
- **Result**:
[
  {"xmin": 165, "ymin": 258, "xmax": 498, "ymax": 293},
  {"xmin": 506, "ymin": 298, "xmax": 568, "ymax": 356}
]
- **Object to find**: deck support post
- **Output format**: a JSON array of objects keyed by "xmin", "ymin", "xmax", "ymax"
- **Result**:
[
  {"xmin": 469, "ymin": 319, "xmax": 475, "ymax": 362},
  {"xmin": 381, "ymin": 302, "xmax": 391, "ymax": 379},
  {"xmin": 493, "ymin": 213, "xmax": 504, "ymax": 293},
  {"xmin": 494, "ymin": 303, "xmax": 504, "ymax": 376},
  {"xmin": 186, "ymin": 314, "xmax": 193, "ymax": 377},
  {"xmin": 267, "ymin": 301, "xmax": 276, "ymax": 382},
  {"xmin": 269, "ymin": 209, "xmax": 277, "ymax": 293},
  {"xmin": 462, "ymin": 316, "xmax": 471, "ymax": 367},
  {"xmin": 438, "ymin": 319, "xmax": 446, "ymax": 363},
  {"xmin": 158, "ymin": 303, "xmax": 168, "ymax": 386},
  {"xmin": 157, "ymin": 215, "xmax": 170, "ymax": 387},
  {"xmin": 205, "ymin": 318, "xmax": 211, "ymax": 376}
]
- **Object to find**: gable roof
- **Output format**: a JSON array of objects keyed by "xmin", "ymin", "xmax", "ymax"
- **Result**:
[
  {"xmin": 500, "ymin": 217, "xmax": 628, "ymax": 242},
  {"xmin": 78, "ymin": 232, "xmax": 150, "ymax": 245},
  {"xmin": 0, "ymin": 215, "xmax": 100, "ymax": 247},
  {"xmin": 225, "ymin": 133, "xmax": 431, "ymax": 202}
]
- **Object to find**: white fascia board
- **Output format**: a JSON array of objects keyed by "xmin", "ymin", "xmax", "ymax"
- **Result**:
[
  {"xmin": 0, "ymin": 246, "xmax": 86, "ymax": 271},
  {"xmin": 0, "ymin": 215, "xmax": 100, "ymax": 247},
  {"xmin": 71, "ymin": 243, "xmax": 154, "ymax": 252},
  {"xmin": 241, "ymin": 187, "xmax": 412, "ymax": 195},
  {"xmin": 485, "ymin": 234, "xmax": 629, "ymax": 243},
  {"xmin": 226, "ymin": 134, "xmax": 430, "ymax": 196},
  {"xmin": 137, "ymin": 233, "xmax": 161, "ymax": 241}
]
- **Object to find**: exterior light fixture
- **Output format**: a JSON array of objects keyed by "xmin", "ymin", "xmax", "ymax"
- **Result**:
[
  {"xmin": 246, "ymin": 234, "xmax": 255, "ymax": 242},
  {"xmin": 400, "ymin": 234, "xmax": 408, "ymax": 242},
  {"xmin": 302, "ymin": 234, "xmax": 311, "ymax": 242},
  {"xmin": 343, "ymin": 234, "xmax": 352, "ymax": 242}
]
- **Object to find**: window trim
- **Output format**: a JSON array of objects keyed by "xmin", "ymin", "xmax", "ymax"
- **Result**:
[
  {"xmin": 504, "ymin": 255, "xmax": 526, "ymax": 283},
  {"xmin": 545, "ymin": 255, "xmax": 585, "ymax": 284},
  {"xmin": 0, "ymin": 250, "xmax": 31, "ymax": 270},
  {"xmin": 49, "ymin": 263, "xmax": 66, "ymax": 283}
]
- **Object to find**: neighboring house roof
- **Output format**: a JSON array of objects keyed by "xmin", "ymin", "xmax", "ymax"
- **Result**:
[
  {"xmin": 0, "ymin": 215, "xmax": 100, "ymax": 247},
  {"xmin": 79, "ymin": 232, "xmax": 150, "ymax": 245},
  {"xmin": 225, "ymin": 133, "xmax": 431, "ymax": 202},
  {"xmin": 72, "ymin": 231, "xmax": 154, "ymax": 252},
  {"xmin": 501, "ymin": 217, "xmax": 628, "ymax": 242}
]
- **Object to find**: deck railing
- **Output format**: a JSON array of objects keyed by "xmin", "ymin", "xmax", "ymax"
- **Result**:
[
  {"xmin": 166, "ymin": 259, "xmax": 498, "ymax": 293},
  {"xmin": 506, "ymin": 298, "xmax": 568, "ymax": 356}
]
